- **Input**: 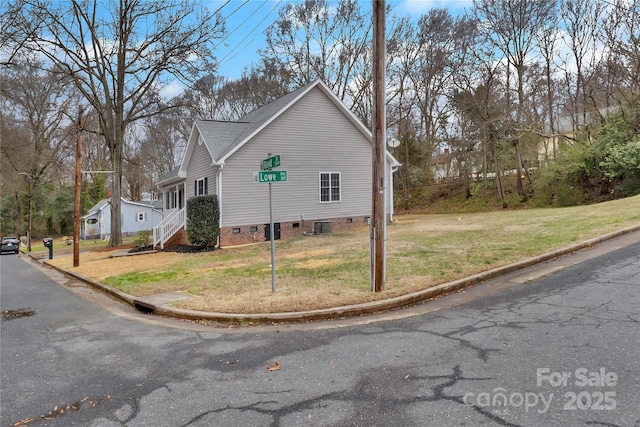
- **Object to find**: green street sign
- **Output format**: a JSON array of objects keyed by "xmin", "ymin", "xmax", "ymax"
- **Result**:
[
  {"xmin": 262, "ymin": 154, "xmax": 281, "ymax": 170},
  {"xmin": 258, "ymin": 170, "xmax": 288, "ymax": 182}
]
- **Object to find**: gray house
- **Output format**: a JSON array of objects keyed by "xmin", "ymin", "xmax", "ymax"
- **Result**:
[
  {"xmin": 82, "ymin": 197, "xmax": 163, "ymax": 240},
  {"xmin": 155, "ymin": 80, "xmax": 400, "ymax": 248}
]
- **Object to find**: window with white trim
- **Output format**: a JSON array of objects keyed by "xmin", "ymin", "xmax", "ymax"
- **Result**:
[
  {"xmin": 320, "ymin": 172, "xmax": 340, "ymax": 202},
  {"xmin": 194, "ymin": 177, "xmax": 208, "ymax": 196},
  {"xmin": 137, "ymin": 212, "xmax": 146, "ymax": 222}
]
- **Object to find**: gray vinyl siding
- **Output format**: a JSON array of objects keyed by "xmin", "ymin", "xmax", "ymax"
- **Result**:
[
  {"xmin": 186, "ymin": 138, "xmax": 217, "ymax": 199},
  {"xmin": 220, "ymin": 87, "xmax": 372, "ymax": 227}
]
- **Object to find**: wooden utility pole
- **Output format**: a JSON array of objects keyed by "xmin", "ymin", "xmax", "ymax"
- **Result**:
[
  {"xmin": 73, "ymin": 106, "xmax": 83, "ymax": 267},
  {"xmin": 371, "ymin": 0, "xmax": 386, "ymax": 292}
]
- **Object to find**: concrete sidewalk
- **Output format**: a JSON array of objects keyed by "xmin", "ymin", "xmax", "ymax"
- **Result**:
[{"xmin": 39, "ymin": 224, "xmax": 640, "ymax": 324}]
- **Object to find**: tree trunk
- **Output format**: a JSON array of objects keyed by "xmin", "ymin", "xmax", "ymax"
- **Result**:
[
  {"xmin": 463, "ymin": 166, "xmax": 471, "ymax": 199},
  {"xmin": 514, "ymin": 140, "xmax": 525, "ymax": 198},
  {"xmin": 545, "ymin": 58, "xmax": 556, "ymax": 161},
  {"xmin": 108, "ymin": 4, "xmax": 127, "ymax": 248},
  {"xmin": 490, "ymin": 130, "xmax": 506, "ymax": 208},
  {"xmin": 403, "ymin": 131, "xmax": 410, "ymax": 210},
  {"xmin": 109, "ymin": 145, "xmax": 124, "ymax": 247}
]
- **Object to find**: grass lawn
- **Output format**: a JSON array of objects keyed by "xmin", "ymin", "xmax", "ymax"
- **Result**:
[
  {"xmin": 46, "ymin": 195, "xmax": 640, "ymax": 314},
  {"xmin": 24, "ymin": 235, "xmax": 140, "ymax": 256}
]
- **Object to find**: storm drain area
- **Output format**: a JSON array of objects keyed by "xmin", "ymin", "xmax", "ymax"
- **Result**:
[{"xmin": 133, "ymin": 300, "xmax": 155, "ymax": 314}]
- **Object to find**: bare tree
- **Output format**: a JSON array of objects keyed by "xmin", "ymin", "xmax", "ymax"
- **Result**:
[
  {"xmin": 386, "ymin": 16, "xmax": 424, "ymax": 209},
  {"xmin": 452, "ymin": 65, "xmax": 510, "ymax": 207},
  {"xmin": 0, "ymin": 112, "xmax": 30, "ymax": 233},
  {"xmin": 130, "ymin": 109, "xmax": 188, "ymax": 198},
  {"xmin": 413, "ymin": 10, "xmax": 478, "ymax": 181},
  {"xmin": 182, "ymin": 69, "xmax": 291, "ymax": 122},
  {"xmin": 446, "ymin": 14, "xmax": 485, "ymax": 198},
  {"xmin": 0, "ymin": 1, "xmax": 31, "ymax": 66},
  {"xmin": 12, "ymin": 0, "xmax": 225, "ymax": 246},
  {"xmin": 0, "ymin": 55, "xmax": 75, "ymax": 180},
  {"xmin": 535, "ymin": 9, "xmax": 561, "ymax": 161},
  {"xmin": 474, "ymin": 0, "xmax": 555, "ymax": 198},
  {"xmin": 182, "ymin": 74, "xmax": 230, "ymax": 120},
  {"xmin": 218, "ymin": 69, "xmax": 293, "ymax": 119},
  {"xmin": 385, "ymin": 10, "xmax": 478, "ymax": 207},
  {"xmin": 261, "ymin": 0, "xmax": 372, "ymax": 121},
  {"xmin": 560, "ymin": 0, "xmax": 606, "ymax": 134},
  {"xmin": 0, "ymin": 55, "xmax": 76, "ymax": 238},
  {"xmin": 601, "ymin": 0, "xmax": 640, "ymax": 111}
]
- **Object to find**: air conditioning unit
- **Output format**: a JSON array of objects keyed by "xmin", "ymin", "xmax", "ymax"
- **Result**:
[{"xmin": 313, "ymin": 221, "xmax": 331, "ymax": 234}]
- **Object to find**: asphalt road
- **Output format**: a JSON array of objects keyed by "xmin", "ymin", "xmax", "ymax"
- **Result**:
[{"xmin": 1, "ymin": 233, "xmax": 639, "ymax": 427}]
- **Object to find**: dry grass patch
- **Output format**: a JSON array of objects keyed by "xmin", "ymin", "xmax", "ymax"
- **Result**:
[
  {"xmin": 179, "ymin": 278, "xmax": 378, "ymax": 313},
  {"xmin": 294, "ymin": 258, "xmax": 341, "ymax": 269},
  {"xmin": 284, "ymin": 248, "xmax": 333, "ymax": 260},
  {"xmin": 47, "ymin": 251, "xmax": 184, "ymax": 282}
]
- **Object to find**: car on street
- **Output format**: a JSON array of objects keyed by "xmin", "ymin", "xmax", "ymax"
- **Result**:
[{"xmin": 1, "ymin": 236, "xmax": 21, "ymax": 254}]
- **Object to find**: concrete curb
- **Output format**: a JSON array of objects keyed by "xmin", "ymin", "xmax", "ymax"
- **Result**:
[{"xmin": 42, "ymin": 224, "xmax": 640, "ymax": 324}]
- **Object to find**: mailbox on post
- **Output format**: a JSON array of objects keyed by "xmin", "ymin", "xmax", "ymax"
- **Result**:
[{"xmin": 42, "ymin": 237, "xmax": 53, "ymax": 260}]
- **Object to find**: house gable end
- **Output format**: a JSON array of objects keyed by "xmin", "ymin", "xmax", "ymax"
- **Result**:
[
  {"xmin": 216, "ymin": 80, "xmax": 386, "ymax": 164},
  {"xmin": 184, "ymin": 128, "xmax": 218, "ymax": 199},
  {"xmin": 219, "ymin": 85, "xmax": 375, "ymax": 228},
  {"xmin": 180, "ymin": 122, "xmax": 216, "ymax": 172},
  {"xmin": 217, "ymin": 81, "xmax": 328, "ymax": 163}
]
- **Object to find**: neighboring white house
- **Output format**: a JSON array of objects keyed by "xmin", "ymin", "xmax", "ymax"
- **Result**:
[
  {"xmin": 155, "ymin": 79, "xmax": 401, "ymax": 248},
  {"xmin": 432, "ymin": 148, "xmax": 454, "ymax": 182},
  {"xmin": 82, "ymin": 197, "xmax": 163, "ymax": 240}
]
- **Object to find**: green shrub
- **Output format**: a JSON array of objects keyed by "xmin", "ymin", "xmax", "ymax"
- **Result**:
[
  {"xmin": 614, "ymin": 175, "xmax": 640, "ymax": 197},
  {"xmin": 533, "ymin": 161, "xmax": 584, "ymax": 207},
  {"xmin": 134, "ymin": 230, "xmax": 151, "ymax": 249},
  {"xmin": 186, "ymin": 195, "xmax": 219, "ymax": 247}
]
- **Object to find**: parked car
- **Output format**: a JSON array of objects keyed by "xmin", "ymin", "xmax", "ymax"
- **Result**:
[{"xmin": 1, "ymin": 236, "xmax": 20, "ymax": 254}]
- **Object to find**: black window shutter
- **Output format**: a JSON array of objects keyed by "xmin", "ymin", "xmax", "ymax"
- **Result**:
[
  {"xmin": 204, "ymin": 177, "xmax": 208, "ymax": 194},
  {"xmin": 194, "ymin": 180, "xmax": 197, "ymax": 195}
]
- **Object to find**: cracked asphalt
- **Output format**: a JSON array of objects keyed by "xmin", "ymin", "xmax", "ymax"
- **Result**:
[{"xmin": 1, "ymin": 232, "xmax": 639, "ymax": 427}]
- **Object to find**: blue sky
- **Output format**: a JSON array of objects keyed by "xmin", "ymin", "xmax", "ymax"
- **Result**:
[{"xmin": 209, "ymin": 0, "xmax": 473, "ymax": 78}]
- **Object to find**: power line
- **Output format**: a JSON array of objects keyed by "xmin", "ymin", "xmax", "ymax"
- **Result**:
[
  {"xmin": 218, "ymin": 0, "xmax": 283, "ymax": 68},
  {"xmin": 213, "ymin": 0, "xmax": 251, "ymax": 49},
  {"xmin": 155, "ymin": 0, "xmax": 271, "ymax": 91},
  {"xmin": 219, "ymin": 37, "xmax": 256, "ymax": 67}
]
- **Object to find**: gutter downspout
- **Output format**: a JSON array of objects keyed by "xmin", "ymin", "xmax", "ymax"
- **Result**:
[
  {"xmin": 216, "ymin": 163, "xmax": 224, "ymax": 248},
  {"xmin": 390, "ymin": 165, "xmax": 399, "ymax": 222}
]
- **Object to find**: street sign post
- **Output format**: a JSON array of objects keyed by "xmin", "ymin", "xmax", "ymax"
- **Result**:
[
  {"xmin": 258, "ymin": 154, "xmax": 285, "ymax": 293},
  {"xmin": 258, "ymin": 170, "xmax": 288, "ymax": 183}
]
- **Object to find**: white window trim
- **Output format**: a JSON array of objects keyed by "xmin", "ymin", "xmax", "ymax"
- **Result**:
[
  {"xmin": 319, "ymin": 172, "xmax": 341, "ymax": 203},
  {"xmin": 195, "ymin": 177, "xmax": 208, "ymax": 196},
  {"xmin": 137, "ymin": 212, "xmax": 146, "ymax": 222}
]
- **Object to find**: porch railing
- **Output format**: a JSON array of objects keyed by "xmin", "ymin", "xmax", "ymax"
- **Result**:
[{"xmin": 153, "ymin": 207, "xmax": 186, "ymax": 249}]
